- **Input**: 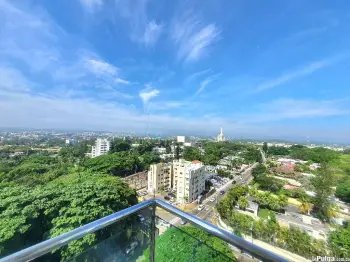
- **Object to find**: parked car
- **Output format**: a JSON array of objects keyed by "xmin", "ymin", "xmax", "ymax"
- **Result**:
[
  {"xmin": 198, "ymin": 205, "xmax": 204, "ymax": 211},
  {"xmin": 180, "ymin": 219, "xmax": 187, "ymax": 225},
  {"xmin": 209, "ymin": 197, "xmax": 215, "ymax": 202},
  {"xmin": 220, "ymin": 190, "xmax": 225, "ymax": 195}
]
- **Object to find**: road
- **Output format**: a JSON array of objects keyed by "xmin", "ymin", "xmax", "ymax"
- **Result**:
[{"xmin": 157, "ymin": 163, "xmax": 258, "ymax": 226}]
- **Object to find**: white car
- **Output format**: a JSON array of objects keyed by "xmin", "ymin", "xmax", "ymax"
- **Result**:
[
  {"xmin": 209, "ymin": 197, "xmax": 215, "ymax": 202},
  {"xmin": 198, "ymin": 205, "xmax": 204, "ymax": 211}
]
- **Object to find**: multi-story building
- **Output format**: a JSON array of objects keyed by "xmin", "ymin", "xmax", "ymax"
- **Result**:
[
  {"xmin": 147, "ymin": 163, "xmax": 173, "ymax": 193},
  {"xmin": 177, "ymin": 136, "xmax": 188, "ymax": 143},
  {"xmin": 91, "ymin": 138, "xmax": 111, "ymax": 158},
  {"xmin": 173, "ymin": 159, "xmax": 206, "ymax": 204},
  {"xmin": 147, "ymin": 159, "xmax": 206, "ymax": 204}
]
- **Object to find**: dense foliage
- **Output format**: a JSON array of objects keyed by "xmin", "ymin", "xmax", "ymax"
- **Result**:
[
  {"xmin": 311, "ymin": 164, "xmax": 337, "ymax": 221},
  {"xmin": 0, "ymin": 172, "xmax": 138, "ymax": 260},
  {"xmin": 267, "ymin": 145, "xmax": 340, "ymax": 163},
  {"xmin": 219, "ymin": 207, "xmax": 327, "ymax": 259},
  {"xmin": 143, "ymin": 226, "xmax": 236, "ymax": 262},
  {"xmin": 329, "ymin": 223, "xmax": 350, "ymax": 257},
  {"xmin": 335, "ymin": 178, "xmax": 350, "ymax": 202}
]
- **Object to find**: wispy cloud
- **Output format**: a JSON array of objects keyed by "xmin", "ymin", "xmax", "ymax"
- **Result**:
[
  {"xmin": 171, "ymin": 13, "xmax": 220, "ymax": 62},
  {"xmin": 149, "ymin": 101, "xmax": 183, "ymax": 111},
  {"xmin": 236, "ymin": 98, "xmax": 350, "ymax": 124},
  {"xmin": 115, "ymin": 78, "xmax": 131, "ymax": 85},
  {"xmin": 184, "ymin": 69, "xmax": 211, "ymax": 84},
  {"xmin": 142, "ymin": 21, "xmax": 163, "ymax": 46},
  {"xmin": 0, "ymin": 0, "xmax": 132, "ymax": 101},
  {"xmin": 139, "ymin": 85, "xmax": 160, "ymax": 105},
  {"xmin": 84, "ymin": 58, "xmax": 119, "ymax": 77},
  {"xmin": 195, "ymin": 74, "xmax": 221, "ymax": 96},
  {"xmin": 0, "ymin": 67, "xmax": 32, "ymax": 92},
  {"xmin": 79, "ymin": 0, "xmax": 103, "ymax": 12},
  {"xmin": 255, "ymin": 54, "xmax": 349, "ymax": 92},
  {"xmin": 114, "ymin": 0, "xmax": 163, "ymax": 46}
]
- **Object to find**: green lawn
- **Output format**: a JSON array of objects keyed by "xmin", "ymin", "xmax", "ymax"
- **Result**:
[{"xmin": 258, "ymin": 208, "xmax": 270, "ymax": 219}]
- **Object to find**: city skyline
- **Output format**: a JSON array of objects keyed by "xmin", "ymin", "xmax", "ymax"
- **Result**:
[{"xmin": 1, "ymin": 0, "xmax": 350, "ymax": 142}]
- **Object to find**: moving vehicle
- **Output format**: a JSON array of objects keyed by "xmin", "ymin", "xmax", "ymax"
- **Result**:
[{"xmin": 220, "ymin": 190, "xmax": 225, "ymax": 195}]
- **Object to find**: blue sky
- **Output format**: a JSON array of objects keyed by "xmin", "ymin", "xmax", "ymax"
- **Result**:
[{"xmin": 1, "ymin": 0, "xmax": 350, "ymax": 142}]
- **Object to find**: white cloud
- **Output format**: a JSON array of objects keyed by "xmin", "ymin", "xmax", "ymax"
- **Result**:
[
  {"xmin": 171, "ymin": 13, "xmax": 220, "ymax": 62},
  {"xmin": 142, "ymin": 21, "xmax": 163, "ymax": 46},
  {"xmin": 79, "ymin": 0, "xmax": 103, "ymax": 12},
  {"xmin": 139, "ymin": 86, "xmax": 160, "ymax": 105},
  {"xmin": 114, "ymin": 0, "xmax": 163, "ymax": 46},
  {"xmin": 0, "ymin": 67, "xmax": 32, "ymax": 91},
  {"xmin": 115, "ymin": 78, "xmax": 131, "ymax": 85},
  {"xmin": 0, "ymin": 0, "xmax": 63, "ymax": 71},
  {"xmin": 255, "ymin": 54, "xmax": 349, "ymax": 92},
  {"xmin": 184, "ymin": 69, "xmax": 211, "ymax": 84},
  {"xmin": 84, "ymin": 58, "xmax": 119, "ymax": 77},
  {"xmin": 195, "ymin": 74, "xmax": 220, "ymax": 95},
  {"xmin": 235, "ymin": 98, "xmax": 350, "ymax": 124}
]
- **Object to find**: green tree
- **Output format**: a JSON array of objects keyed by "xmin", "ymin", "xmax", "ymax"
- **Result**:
[
  {"xmin": 312, "ymin": 163, "xmax": 336, "ymax": 221},
  {"xmin": 110, "ymin": 139, "xmax": 131, "ymax": 153},
  {"xmin": 238, "ymin": 196, "xmax": 249, "ymax": 210},
  {"xmin": 262, "ymin": 142, "xmax": 268, "ymax": 154},
  {"xmin": 183, "ymin": 146, "xmax": 201, "ymax": 161},
  {"xmin": 165, "ymin": 140, "xmax": 171, "ymax": 154},
  {"xmin": 329, "ymin": 223, "xmax": 350, "ymax": 257},
  {"xmin": 175, "ymin": 143, "xmax": 181, "ymax": 160},
  {"xmin": 84, "ymin": 152, "xmax": 140, "ymax": 177},
  {"xmin": 252, "ymin": 164, "xmax": 267, "ymax": 177},
  {"xmin": 0, "ymin": 172, "xmax": 137, "ymax": 260},
  {"xmin": 335, "ymin": 178, "xmax": 350, "ymax": 203}
]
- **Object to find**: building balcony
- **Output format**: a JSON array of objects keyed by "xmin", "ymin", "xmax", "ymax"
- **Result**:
[{"xmin": 0, "ymin": 199, "xmax": 287, "ymax": 262}]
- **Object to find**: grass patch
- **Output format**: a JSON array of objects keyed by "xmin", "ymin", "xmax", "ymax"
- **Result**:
[
  {"xmin": 334, "ymin": 155, "xmax": 350, "ymax": 174},
  {"xmin": 258, "ymin": 208, "xmax": 271, "ymax": 219}
]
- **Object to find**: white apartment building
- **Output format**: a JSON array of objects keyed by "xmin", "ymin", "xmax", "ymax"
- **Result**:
[
  {"xmin": 147, "ymin": 159, "xmax": 206, "ymax": 204},
  {"xmin": 147, "ymin": 163, "xmax": 173, "ymax": 193},
  {"xmin": 173, "ymin": 159, "xmax": 206, "ymax": 204},
  {"xmin": 91, "ymin": 138, "xmax": 111, "ymax": 158}
]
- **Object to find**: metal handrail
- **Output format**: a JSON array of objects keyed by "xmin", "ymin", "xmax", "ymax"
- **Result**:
[
  {"xmin": 0, "ymin": 198, "xmax": 288, "ymax": 262},
  {"xmin": 155, "ymin": 199, "xmax": 288, "ymax": 262}
]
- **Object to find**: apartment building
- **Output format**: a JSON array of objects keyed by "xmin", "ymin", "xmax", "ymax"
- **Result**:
[
  {"xmin": 91, "ymin": 138, "xmax": 111, "ymax": 158},
  {"xmin": 147, "ymin": 159, "xmax": 206, "ymax": 204},
  {"xmin": 173, "ymin": 159, "xmax": 206, "ymax": 204},
  {"xmin": 147, "ymin": 163, "xmax": 173, "ymax": 193}
]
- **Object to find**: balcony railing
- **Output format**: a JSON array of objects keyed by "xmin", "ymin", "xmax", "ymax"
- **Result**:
[{"xmin": 0, "ymin": 199, "xmax": 287, "ymax": 262}]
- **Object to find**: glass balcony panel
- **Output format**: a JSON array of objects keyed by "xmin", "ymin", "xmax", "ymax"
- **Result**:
[
  {"xmin": 27, "ymin": 208, "xmax": 153, "ymax": 262},
  {"xmin": 149, "ymin": 216, "xmax": 237, "ymax": 262}
]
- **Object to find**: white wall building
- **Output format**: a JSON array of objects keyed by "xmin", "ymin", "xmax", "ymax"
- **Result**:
[
  {"xmin": 153, "ymin": 147, "xmax": 167, "ymax": 154},
  {"xmin": 91, "ymin": 138, "xmax": 111, "ymax": 158},
  {"xmin": 173, "ymin": 159, "xmax": 206, "ymax": 204},
  {"xmin": 147, "ymin": 163, "xmax": 173, "ymax": 193},
  {"xmin": 147, "ymin": 159, "xmax": 206, "ymax": 204},
  {"xmin": 177, "ymin": 136, "xmax": 188, "ymax": 143}
]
